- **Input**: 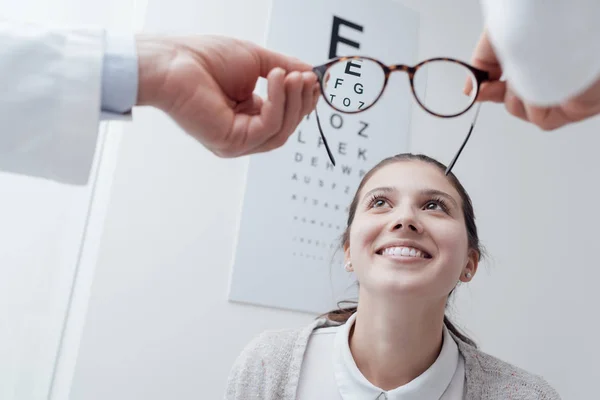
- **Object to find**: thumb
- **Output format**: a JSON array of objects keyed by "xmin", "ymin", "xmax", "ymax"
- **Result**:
[
  {"xmin": 253, "ymin": 45, "xmax": 313, "ymax": 77},
  {"xmin": 470, "ymin": 28, "xmax": 503, "ymax": 77},
  {"xmin": 465, "ymin": 28, "xmax": 503, "ymax": 95}
]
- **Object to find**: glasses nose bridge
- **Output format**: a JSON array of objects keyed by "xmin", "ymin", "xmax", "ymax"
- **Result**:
[{"xmin": 388, "ymin": 64, "xmax": 415, "ymax": 77}]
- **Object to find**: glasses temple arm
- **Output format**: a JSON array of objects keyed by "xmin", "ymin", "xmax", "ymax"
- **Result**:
[
  {"xmin": 314, "ymin": 106, "xmax": 336, "ymax": 166},
  {"xmin": 445, "ymin": 102, "xmax": 482, "ymax": 176}
]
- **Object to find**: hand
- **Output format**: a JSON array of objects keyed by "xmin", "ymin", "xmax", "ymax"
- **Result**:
[
  {"xmin": 135, "ymin": 35, "xmax": 319, "ymax": 157},
  {"xmin": 465, "ymin": 29, "xmax": 600, "ymax": 131}
]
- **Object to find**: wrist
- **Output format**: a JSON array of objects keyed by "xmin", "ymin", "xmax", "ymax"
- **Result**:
[{"xmin": 135, "ymin": 35, "xmax": 178, "ymax": 109}]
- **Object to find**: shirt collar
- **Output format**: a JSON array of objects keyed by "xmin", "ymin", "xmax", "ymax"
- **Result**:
[{"xmin": 333, "ymin": 312, "xmax": 459, "ymax": 400}]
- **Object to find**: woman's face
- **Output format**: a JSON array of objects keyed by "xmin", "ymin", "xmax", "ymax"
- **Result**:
[{"xmin": 345, "ymin": 161, "xmax": 478, "ymax": 301}]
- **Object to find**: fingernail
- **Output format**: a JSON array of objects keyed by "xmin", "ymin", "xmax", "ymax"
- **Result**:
[
  {"xmin": 463, "ymin": 87, "xmax": 474, "ymax": 96},
  {"xmin": 275, "ymin": 67, "xmax": 286, "ymax": 75}
]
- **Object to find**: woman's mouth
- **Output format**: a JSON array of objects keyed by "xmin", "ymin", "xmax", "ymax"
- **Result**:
[{"xmin": 376, "ymin": 246, "xmax": 432, "ymax": 259}]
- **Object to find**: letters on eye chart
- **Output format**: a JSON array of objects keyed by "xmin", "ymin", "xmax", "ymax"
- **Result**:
[
  {"xmin": 328, "ymin": 61, "xmax": 366, "ymax": 110},
  {"xmin": 294, "ymin": 115, "xmax": 369, "ymax": 176}
]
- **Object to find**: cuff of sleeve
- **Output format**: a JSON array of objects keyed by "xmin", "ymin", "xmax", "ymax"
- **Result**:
[
  {"xmin": 482, "ymin": 0, "xmax": 600, "ymax": 105},
  {"xmin": 101, "ymin": 32, "xmax": 138, "ymax": 113}
]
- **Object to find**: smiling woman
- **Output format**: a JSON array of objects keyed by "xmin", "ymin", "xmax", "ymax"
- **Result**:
[
  {"xmin": 327, "ymin": 154, "xmax": 482, "ymax": 347},
  {"xmin": 225, "ymin": 154, "xmax": 562, "ymax": 400}
]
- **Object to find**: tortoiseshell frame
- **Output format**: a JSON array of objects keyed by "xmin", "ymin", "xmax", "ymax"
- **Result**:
[{"xmin": 311, "ymin": 56, "xmax": 490, "ymax": 170}]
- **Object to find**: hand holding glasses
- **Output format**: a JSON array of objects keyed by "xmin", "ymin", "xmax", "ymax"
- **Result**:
[{"xmin": 311, "ymin": 56, "xmax": 489, "ymax": 175}]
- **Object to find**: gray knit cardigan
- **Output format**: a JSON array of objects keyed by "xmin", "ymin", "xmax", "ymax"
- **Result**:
[{"xmin": 225, "ymin": 318, "xmax": 561, "ymax": 399}]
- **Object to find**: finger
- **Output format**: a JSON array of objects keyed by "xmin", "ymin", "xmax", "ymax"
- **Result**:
[
  {"xmin": 470, "ymin": 29, "xmax": 503, "ymax": 77},
  {"xmin": 312, "ymin": 83, "xmax": 321, "ymax": 108},
  {"xmin": 227, "ymin": 67, "xmax": 286, "ymax": 154},
  {"xmin": 277, "ymin": 72, "xmax": 304, "ymax": 137},
  {"xmin": 523, "ymin": 104, "xmax": 569, "ymax": 131},
  {"xmin": 239, "ymin": 68, "xmax": 286, "ymax": 148},
  {"xmin": 465, "ymin": 29, "xmax": 503, "ymax": 95},
  {"xmin": 522, "ymin": 104, "xmax": 551, "ymax": 130},
  {"xmin": 265, "ymin": 72, "xmax": 304, "ymax": 149},
  {"xmin": 240, "ymin": 72, "xmax": 304, "ymax": 155},
  {"xmin": 504, "ymin": 86, "xmax": 528, "ymax": 121},
  {"xmin": 476, "ymin": 81, "xmax": 506, "ymax": 103},
  {"xmin": 233, "ymin": 93, "xmax": 264, "ymax": 115},
  {"xmin": 292, "ymin": 73, "xmax": 318, "ymax": 132},
  {"xmin": 252, "ymin": 44, "xmax": 313, "ymax": 77},
  {"xmin": 299, "ymin": 72, "xmax": 318, "ymax": 117},
  {"xmin": 503, "ymin": 86, "xmax": 566, "ymax": 130},
  {"xmin": 504, "ymin": 87, "xmax": 570, "ymax": 131}
]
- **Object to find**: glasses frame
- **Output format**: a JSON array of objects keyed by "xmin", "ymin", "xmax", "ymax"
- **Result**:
[{"xmin": 311, "ymin": 56, "xmax": 490, "ymax": 172}]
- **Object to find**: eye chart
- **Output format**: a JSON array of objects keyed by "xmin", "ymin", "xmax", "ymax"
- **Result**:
[{"xmin": 228, "ymin": 0, "xmax": 421, "ymax": 314}]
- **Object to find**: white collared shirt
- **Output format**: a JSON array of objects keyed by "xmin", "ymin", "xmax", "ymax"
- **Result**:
[{"xmin": 296, "ymin": 313, "xmax": 465, "ymax": 399}]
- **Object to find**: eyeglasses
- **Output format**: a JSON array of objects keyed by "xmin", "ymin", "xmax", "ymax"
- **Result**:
[{"xmin": 311, "ymin": 56, "xmax": 489, "ymax": 175}]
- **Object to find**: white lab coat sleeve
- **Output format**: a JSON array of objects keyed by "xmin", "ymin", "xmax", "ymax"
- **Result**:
[
  {"xmin": 0, "ymin": 19, "xmax": 104, "ymax": 185},
  {"xmin": 101, "ymin": 32, "xmax": 138, "ymax": 115},
  {"xmin": 480, "ymin": 0, "xmax": 600, "ymax": 106}
]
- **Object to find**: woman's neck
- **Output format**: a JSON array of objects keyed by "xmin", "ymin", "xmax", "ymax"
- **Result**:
[{"xmin": 349, "ymin": 295, "xmax": 446, "ymax": 391}]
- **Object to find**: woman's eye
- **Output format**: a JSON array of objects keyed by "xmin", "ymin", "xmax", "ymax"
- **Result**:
[
  {"xmin": 425, "ymin": 201, "xmax": 445, "ymax": 211},
  {"xmin": 369, "ymin": 196, "xmax": 390, "ymax": 208},
  {"xmin": 425, "ymin": 201, "xmax": 443, "ymax": 210},
  {"xmin": 373, "ymin": 199, "xmax": 387, "ymax": 208}
]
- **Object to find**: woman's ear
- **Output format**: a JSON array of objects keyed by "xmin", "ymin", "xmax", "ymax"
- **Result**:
[
  {"xmin": 460, "ymin": 249, "xmax": 479, "ymax": 282},
  {"xmin": 343, "ymin": 240, "xmax": 351, "ymax": 264}
]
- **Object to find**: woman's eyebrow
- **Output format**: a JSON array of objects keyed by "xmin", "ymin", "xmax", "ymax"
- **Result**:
[
  {"xmin": 420, "ymin": 189, "xmax": 459, "ymax": 208},
  {"xmin": 361, "ymin": 186, "xmax": 395, "ymax": 201}
]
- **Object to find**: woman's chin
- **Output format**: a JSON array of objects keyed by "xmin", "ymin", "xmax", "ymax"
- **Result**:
[
  {"xmin": 363, "ymin": 270, "xmax": 433, "ymax": 297},
  {"xmin": 357, "ymin": 255, "xmax": 450, "ymax": 297}
]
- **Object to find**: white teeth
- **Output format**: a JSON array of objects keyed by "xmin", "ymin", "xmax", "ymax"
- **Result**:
[{"xmin": 381, "ymin": 247, "xmax": 427, "ymax": 258}]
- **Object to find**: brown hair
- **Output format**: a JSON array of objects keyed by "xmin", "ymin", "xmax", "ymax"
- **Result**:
[{"xmin": 323, "ymin": 153, "xmax": 484, "ymax": 347}]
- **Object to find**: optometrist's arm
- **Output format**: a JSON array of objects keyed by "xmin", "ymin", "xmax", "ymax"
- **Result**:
[
  {"xmin": 469, "ymin": 0, "xmax": 600, "ymax": 130},
  {"xmin": 0, "ymin": 18, "xmax": 317, "ymax": 185}
]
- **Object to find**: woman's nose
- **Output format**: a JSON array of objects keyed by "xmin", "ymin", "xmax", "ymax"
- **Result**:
[
  {"xmin": 390, "ymin": 208, "xmax": 423, "ymax": 233},
  {"xmin": 393, "ymin": 221, "xmax": 419, "ymax": 232}
]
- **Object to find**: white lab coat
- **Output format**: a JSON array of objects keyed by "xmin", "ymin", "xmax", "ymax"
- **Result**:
[
  {"xmin": 480, "ymin": 0, "xmax": 600, "ymax": 106},
  {"xmin": 0, "ymin": 20, "xmax": 103, "ymax": 185}
]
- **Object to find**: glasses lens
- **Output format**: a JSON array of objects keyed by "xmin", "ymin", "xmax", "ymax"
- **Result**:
[
  {"xmin": 322, "ymin": 58, "xmax": 385, "ymax": 113},
  {"xmin": 412, "ymin": 60, "xmax": 477, "ymax": 117}
]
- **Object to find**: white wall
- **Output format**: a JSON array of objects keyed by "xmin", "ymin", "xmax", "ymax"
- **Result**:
[
  {"xmin": 0, "ymin": 2, "xmax": 136, "ymax": 400},
  {"xmin": 67, "ymin": 0, "xmax": 600, "ymax": 399}
]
